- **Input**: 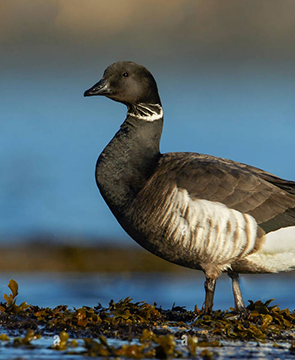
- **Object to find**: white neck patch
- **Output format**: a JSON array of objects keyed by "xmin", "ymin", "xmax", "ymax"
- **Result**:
[{"xmin": 128, "ymin": 103, "xmax": 163, "ymax": 122}]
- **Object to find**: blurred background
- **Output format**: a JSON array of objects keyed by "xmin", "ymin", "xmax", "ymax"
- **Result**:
[{"xmin": 1, "ymin": 0, "xmax": 295, "ymax": 309}]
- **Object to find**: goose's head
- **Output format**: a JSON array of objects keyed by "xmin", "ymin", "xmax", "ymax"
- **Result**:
[{"xmin": 84, "ymin": 61, "xmax": 161, "ymax": 107}]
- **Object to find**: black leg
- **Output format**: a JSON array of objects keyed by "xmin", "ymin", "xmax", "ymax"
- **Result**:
[
  {"xmin": 204, "ymin": 277, "xmax": 216, "ymax": 314},
  {"xmin": 228, "ymin": 272, "xmax": 246, "ymax": 313}
]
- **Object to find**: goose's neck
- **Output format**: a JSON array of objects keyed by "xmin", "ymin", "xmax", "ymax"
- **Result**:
[{"xmin": 96, "ymin": 104, "xmax": 163, "ymax": 214}]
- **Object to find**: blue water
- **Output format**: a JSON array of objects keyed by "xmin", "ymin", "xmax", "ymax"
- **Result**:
[
  {"xmin": 1, "ymin": 69, "xmax": 295, "ymax": 244},
  {"xmin": 1, "ymin": 271, "xmax": 294, "ymax": 311}
]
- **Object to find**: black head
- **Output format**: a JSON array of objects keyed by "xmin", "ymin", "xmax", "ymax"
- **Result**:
[{"xmin": 84, "ymin": 61, "xmax": 161, "ymax": 106}]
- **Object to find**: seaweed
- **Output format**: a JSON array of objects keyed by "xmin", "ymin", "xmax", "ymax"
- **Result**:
[{"xmin": 1, "ymin": 279, "xmax": 295, "ymax": 358}]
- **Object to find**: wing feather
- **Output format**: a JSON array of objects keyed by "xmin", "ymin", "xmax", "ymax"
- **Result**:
[{"xmin": 154, "ymin": 152, "xmax": 295, "ymax": 233}]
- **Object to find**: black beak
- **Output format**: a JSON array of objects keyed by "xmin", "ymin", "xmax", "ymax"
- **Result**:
[{"xmin": 84, "ymin": 78, "xmax": 110, "ymax": 97}]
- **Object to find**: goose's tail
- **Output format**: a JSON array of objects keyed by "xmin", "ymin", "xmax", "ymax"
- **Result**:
[{"xmin": 246, "ymin": 226, "xmax": 295, "ymax": 273}]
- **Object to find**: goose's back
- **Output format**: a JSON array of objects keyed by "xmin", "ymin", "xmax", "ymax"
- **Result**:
[{"xmin": 126, "ymin": 152, "xmax": 295, "ymax": 275}]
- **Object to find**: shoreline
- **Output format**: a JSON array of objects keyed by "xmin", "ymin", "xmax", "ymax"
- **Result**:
[{"xmin": 0, "ymin": 243, "xmax": 189, "ymax": 273}]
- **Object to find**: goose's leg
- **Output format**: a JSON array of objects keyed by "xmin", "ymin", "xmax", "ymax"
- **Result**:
[
  {"xmin": 204, "ymin": 276, "xmax": 216, "ymax": 314},
  {"xmin": 228, "ymin": 272, "xmax": 246, "ymax": 313}
]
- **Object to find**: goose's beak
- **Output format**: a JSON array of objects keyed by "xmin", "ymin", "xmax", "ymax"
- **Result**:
[{"xmin": 84, "ymin": 78, "xmax": 110, "ymax": 97}]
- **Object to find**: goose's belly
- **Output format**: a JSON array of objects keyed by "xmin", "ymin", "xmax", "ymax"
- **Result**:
[{"xmin": 125, "ymin": 188, "xmax": 266, "ymax": 273}]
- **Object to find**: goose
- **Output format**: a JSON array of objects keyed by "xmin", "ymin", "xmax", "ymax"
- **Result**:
[{"xmin": 84, "ymin": 61, "xmax": 295, "ymax": 313}]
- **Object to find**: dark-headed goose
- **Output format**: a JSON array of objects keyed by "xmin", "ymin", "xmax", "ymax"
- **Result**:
[{"xmin": 84, "ymin": 61, "xmax": 295, "ymax": 313}]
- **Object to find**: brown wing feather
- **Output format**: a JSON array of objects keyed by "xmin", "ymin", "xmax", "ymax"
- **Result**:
[{"xmin": 155, "ymin": 152, "xmax": 295, "ymax": 233}]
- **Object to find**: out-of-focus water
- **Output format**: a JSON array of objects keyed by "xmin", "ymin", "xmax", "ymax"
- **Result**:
[
  {"xmin": 1, "ymin": 71, "xmax": 295, "ymax": 244},
  {"xmin": 1, "ymin": 271, "xmax": 294, "ymax": 311}
]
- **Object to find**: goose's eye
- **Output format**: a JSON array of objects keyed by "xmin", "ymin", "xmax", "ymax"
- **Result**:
[{"xmin": 122, "ymin": 72, "xmax": 129, "ymax": 77}]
